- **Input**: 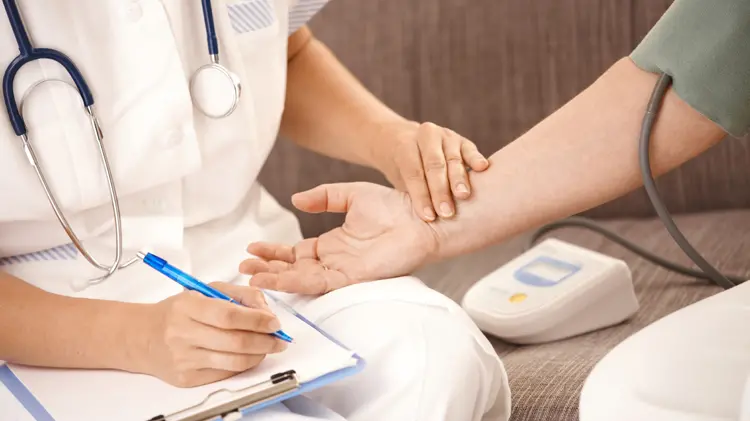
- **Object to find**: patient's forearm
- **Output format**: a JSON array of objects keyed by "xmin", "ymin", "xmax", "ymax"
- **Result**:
[{"xmin": 430, "ymin": 57, "xmax": 726, "ymax": 260}]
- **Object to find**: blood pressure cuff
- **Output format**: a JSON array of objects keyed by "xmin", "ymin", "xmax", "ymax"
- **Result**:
[{"xmin": 630, "ymin": 0, "xmax": 750, "ymax": 137}]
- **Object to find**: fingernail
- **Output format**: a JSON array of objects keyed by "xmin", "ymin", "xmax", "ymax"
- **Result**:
[
  {"xmin": 423, "ymin": 207, "xmax": 436, "ymax": 221},
  {"xmin": 439, "ymin": 202, "xmax": 453, "ymax": 217},
  {"xmin": 456, "ymin": 183, "xmax": 469, "ymax": 194},
  {"xmin": 268, "ymin": 318, "xmax": 281, "ymax": 331}
]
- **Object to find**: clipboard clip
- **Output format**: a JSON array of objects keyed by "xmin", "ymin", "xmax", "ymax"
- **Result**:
[{"xmin": 146, "ymin": 370, "xmax": 299, "ymax": 421}]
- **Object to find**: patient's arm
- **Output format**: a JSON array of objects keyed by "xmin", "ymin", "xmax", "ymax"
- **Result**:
[
  {"xmin": 430, "ymin": 57, "xmax": 725, "ymax": 260},
  {"xmin": 240, "ymin": 57, "xmax": 727, "ymax": 295}
]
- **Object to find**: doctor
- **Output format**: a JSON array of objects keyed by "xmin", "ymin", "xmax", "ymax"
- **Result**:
[
  {"xmin": 0, "ymin": 1, "xmax": 510, "ymax": 421},
  {"xmin": 242, "ymin": 0, "xmax": 750, "ymax": 420}
]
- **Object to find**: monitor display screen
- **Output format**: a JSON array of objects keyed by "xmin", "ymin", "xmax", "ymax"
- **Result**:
[{"xmin": 521, "ymin": 260, "xmax": 575, "ymax": 283}]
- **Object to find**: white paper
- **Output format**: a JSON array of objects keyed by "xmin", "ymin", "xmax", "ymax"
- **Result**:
[
  {"xmin": 0, "ymin": 368, "xmax": 35, "ymax": 421},
  {"xmin": 9, "ymin": 300, "xmax": 357, "ymax": 421}
]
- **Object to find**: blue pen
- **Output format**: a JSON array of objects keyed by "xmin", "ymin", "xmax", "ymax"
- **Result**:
[{"xmin": 136, "ymin": 251, "xmax": 293, "ymax": 343}]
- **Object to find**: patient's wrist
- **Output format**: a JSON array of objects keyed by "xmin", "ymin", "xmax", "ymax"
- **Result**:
[
  {"xmin": 424, "ymin": 156, "xmax": 510, "ymax": 262},
  {"xmin": 426, "ymin": 220, "xmax": 476, "ymax": 263}
]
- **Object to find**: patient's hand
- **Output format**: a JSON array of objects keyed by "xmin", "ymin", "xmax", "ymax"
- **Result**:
[{"xmin": 239, "ymin": 183, "xmax": 438, "ymax": 295}]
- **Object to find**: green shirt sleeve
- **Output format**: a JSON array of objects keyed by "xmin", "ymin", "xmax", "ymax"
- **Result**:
[{"xmin": 630, "ymin": 0, "xmax": 750, "ymax": 137}]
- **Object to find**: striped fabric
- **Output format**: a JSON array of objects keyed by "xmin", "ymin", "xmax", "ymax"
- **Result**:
[
  {"xmin": 0, "ymin": 0, "xmax": 331, "ymax": 269},
  {"xmin": 226, "ymin": 0, "xmax": 330, "ymax": 35},
  {"xmin": 0, "ymin": 243, "xmax": 77, "ymax": 267},
  {"xmin": 227, "ymin": 0, "xmax": 277, "ymax": 33},
  {"xmin": 288, "ymin": 0, "xmax": 329, "ymax": 34}
]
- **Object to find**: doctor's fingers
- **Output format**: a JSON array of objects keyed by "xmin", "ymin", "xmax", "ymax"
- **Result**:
[
  {"xmin": 459, "ymin": 134, "xmax": 489, "ymax": 172},
  {"xmin": 417, "ymin": 123, "xmax": 454, "ymax": 219},
  {"xmin": 183, "ymin": 293, "xmax": 281, "ymax": 333},
  {"xmin": 209, "ymin": 282, "xmax": 269, "ymax": 310},
  {"xmin": 182, "ymin": 321, "xmax": 287, "ymax": 356},
  {"xmin": 190, "ymin": 349, "xmax": 267, "ymax": 373},
  {"xmin": 444, "ymin": 130, "xmax": 488, "ymax": 199},
  {"xmin": 396, "ymin": 128, "xmax": 435, "ymax": 222}
]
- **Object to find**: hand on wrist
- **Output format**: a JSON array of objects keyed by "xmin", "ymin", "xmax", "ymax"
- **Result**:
[
  {"xmin": 367, "ymin": 119, "xmax": 420, "ymax": 174},
  {"xmin": 366, "ymin": 119, "xmax": 490, "ymax": 223}
]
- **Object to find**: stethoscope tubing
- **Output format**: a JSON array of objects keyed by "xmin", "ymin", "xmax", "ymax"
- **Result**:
[
  {"xmin": 0, "ymin": 0, "xmax": 237, "ymax": 287},
  {"xmin": 2, "ymin": 0, "xmax": 95, "ymax": 136},
  {"xmin": 201, "ymin": 0, "xmax": 219, "ymax": 57}
]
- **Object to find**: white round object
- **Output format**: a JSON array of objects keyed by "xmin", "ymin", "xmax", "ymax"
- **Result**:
[
  {"xmin": 462, "ymin": 238, "xmax": 639, "ymax": 344},
  {"xmin": 190, "ymin": 63, "xmax": 241, "ymax": 118}
]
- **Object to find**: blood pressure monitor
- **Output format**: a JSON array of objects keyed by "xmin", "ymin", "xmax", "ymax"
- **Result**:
[{"xmin": 461, "ymin": 238, "xmax": 639, "ymax": 344}]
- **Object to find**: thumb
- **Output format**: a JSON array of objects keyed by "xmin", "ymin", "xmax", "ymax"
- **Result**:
[{"xmin": 291, "ymin": 183, "xmax": 364, "ymax": 214}]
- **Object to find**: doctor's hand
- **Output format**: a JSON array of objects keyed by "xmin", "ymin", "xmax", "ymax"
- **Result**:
[
  {"xmin": 375, "ymin": 122, "xmax": 489, "ymax": 222},
  {"xmin": 239, "ymin": 183, "xmax": 438, "ymax": 295},
  {"xmin": 140, "ymin": 283, "xmax": 288, "ymax": 387}
]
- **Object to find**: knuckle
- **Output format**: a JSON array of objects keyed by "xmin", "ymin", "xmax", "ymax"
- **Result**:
[
  {"xmin": 229, "ymin": 333, "xmax": 253, "ymax": 352},
  {"xmin": 445, "ymin": 155, "xmax": 464, "ymax": 164},
  {"xmin": 217, "ymin": 306, "xmax": 239, "ymax": 328},
  {"xmin": 249, "ymin": 314, "xmax": 269, "ymax": 332},
  {"xmin": 419, "ymin": 121, "xmax": 439, "ymax": 132},
  {"xmin": 173, "ymin": 371, "xmax": 195, "ymax": 388},
  {"xmin": 424, "ymin": 159, "xmax": 447, "ymax": 172},
  {"xmin": 176, "ymin": 291, "xmax": 203, "ymax": 312},
  {"xmin": 163, "ymin": 324, "xmax": 183, "ymax": 346},
  {"xmin": 248, "ymin": 288, "xmax": 266, "ymax": 305},
  {"xmin": 402, "ymin": 167, "xmax": 425, "ymax": 181}
]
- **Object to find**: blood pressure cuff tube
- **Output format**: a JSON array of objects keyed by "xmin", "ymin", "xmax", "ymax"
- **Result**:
[{"xmin": 629, "ymin": 0, "xmax": 750, "ymax": 137}]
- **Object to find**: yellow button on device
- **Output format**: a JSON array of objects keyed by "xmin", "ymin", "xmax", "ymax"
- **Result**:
[{"xmin": 509, "ymin": 293, "xmax": 527, "ymax": 303}]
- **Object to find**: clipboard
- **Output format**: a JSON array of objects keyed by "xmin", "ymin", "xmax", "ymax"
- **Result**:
[{"xmin": 0, "ymin": 296, "xmax": 365, "ymax": 421}]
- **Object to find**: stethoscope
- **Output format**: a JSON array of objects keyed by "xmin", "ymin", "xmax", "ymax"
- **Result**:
[{"xmin": 1, "ymin": 0, "xmax": 241, "ymax": 290}]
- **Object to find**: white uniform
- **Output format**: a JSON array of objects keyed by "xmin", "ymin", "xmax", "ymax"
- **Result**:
[
  {"xmin": 580, "ymin": 280, "xmax": 750, "ymax": 421},
  {"xmin": 0, "ymin": 1, "xmax": 511, "ymax": 420}
]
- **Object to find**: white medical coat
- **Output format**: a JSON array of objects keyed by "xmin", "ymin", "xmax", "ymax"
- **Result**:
[
  {"xmin": 0, "ymin": 0, "xmax": 316, "ymax": 301},
  {"xmin": 0, "ymin": 3, "xmax": 514, "ymax": 421}
]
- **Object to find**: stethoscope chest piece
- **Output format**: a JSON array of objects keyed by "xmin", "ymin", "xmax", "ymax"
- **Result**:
[
  {"xmin": 190, "ymin": 61, "xmax": 241, "ymax": 119},
  {"xmin": 0, "ymin": 0, "xmax": 240, "ymax": 287}
]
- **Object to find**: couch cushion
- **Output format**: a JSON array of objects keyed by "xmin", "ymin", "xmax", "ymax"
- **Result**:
[{"xmin": 415, "ymin": 210, "xmax": 750, "ymax": 421}]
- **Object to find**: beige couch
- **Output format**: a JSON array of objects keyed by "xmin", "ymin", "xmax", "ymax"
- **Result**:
[{"xmin": 259, "ymin": 1, "xmax": 750, "ymax": 419}]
